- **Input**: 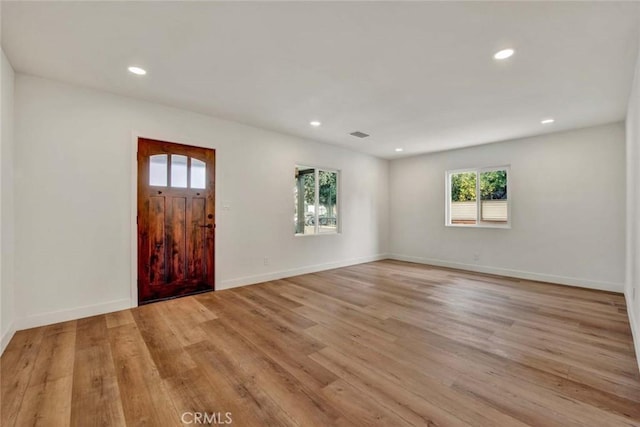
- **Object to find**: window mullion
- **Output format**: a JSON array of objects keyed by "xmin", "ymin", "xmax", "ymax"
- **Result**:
[
  {"xmin": 476, "ymin": 170, "xmax": 481, "ymax": 226},
  {"xmin": 186, "ymin": 156, "xmax": 191, "ymax": 189},
  {"xmin": 315, "ymin": 169, "xmax": 320, "ymax": 234},
  {"xmin": 446, "ymin": 172, "xmax": 451, "ymax": 226}
]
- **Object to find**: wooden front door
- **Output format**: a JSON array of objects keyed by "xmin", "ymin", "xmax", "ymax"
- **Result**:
[{"xmin": 137, "ymin": 138, "xmax": 215, "ymax": 304}]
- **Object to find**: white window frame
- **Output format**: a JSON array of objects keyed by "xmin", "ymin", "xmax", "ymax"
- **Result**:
[
  {"xmin": 294, "ymin": 166, "xmax": 340, "ymax": 236},
  {"xmin": 445, "ymin": 165, "xmax": 511, "ymax": 229}
]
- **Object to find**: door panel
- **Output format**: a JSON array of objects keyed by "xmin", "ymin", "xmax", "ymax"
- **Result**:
[
  {"xmin": 138, "ymin": 138, "xmax": 215, "ymax": 304},
  {"xmin": 149, "ymin": 196, "xmax": 166, "ymax": 286},
  {"xmin": 169, "ymin": 196, "xmax": 187, "ymax": 282},
  {"xmin": 188, "ymin": 197, "xmax": 206, "ymax": 280}
]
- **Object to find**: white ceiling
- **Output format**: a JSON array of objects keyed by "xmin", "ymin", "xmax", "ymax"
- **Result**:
[{"xmin": 2, "ymin": 1, "xmax": 639, "ymax": 159}]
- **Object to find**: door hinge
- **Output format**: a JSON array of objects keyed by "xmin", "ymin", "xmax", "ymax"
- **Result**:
[{"xmin": 136, "ymin": 215, "xmax": 138, "ymax": 225}]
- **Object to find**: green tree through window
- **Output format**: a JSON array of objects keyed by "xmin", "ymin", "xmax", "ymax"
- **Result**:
[
  {"xmin": 480, "ymin": 170, "xmax": 507, "ymax": 200},
  {"xmin": 451, "ymin": 172, "xmax": 476, "ymax": 202}
]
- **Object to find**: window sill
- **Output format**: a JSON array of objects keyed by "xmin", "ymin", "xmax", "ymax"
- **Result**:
[
  {"xmin": 446, "ymin": 223, "xmax": 511, "ymax": 229},
  {"xmin": 294, "ymin": 232, "xmax": 341, "ymax": 237}
]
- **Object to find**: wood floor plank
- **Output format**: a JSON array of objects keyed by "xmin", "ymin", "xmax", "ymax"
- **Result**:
[
  {"xmin": 391, "ymin": 328, "xmax": 640, "ymax": 421},
  {"xmin": 0, "ymin": 328, "xmax": 45, "ymax": 427},
  {"xmin": 105, "ymin": 309, "xmax": 136, "ymax": 329},
  {"xmin": 310, "ymin": 346, "xmax": 473, "ymax": 426},
  {"xmin": 198, "ymin": 318, "xmax": 341, "ymax": 426},
  {"xmin": 184, "ymin": 344, "xmax": 297, "ymax": 427},
  {"xmin": 70, "ymin": 316, "xmax": 126, "ymax": 427},
  {"xmin": 232, "ymin": 286, "xmax": 317, "ymax": 330},
  {"xmin": 186, "ymin": 333, "xmax": 299, "ymax": 426},
  {"xmin": 26, "ymin": 322, "xmax": 76, "ymax": 387},
  {"xmin": 1, "ymin": 260, "xmax": 639, "ymax": 426},
  {"xmin": 108, "ymin": 323, "xmax": 182, "ymax": 426},
  {"xmin": 212, "ymin": 312, "xmax": 338, "ymax": 390},
  {"xmin": 129, "ymin": 304, "xmax": 197, "ymax": 378},
  {"xmin": 14, "ymin": 376, "xmax": 73, "ymax": 427},
  {"xmin": 152, "ymin": 298, "xmax": 212, "ymax": 347},
  {"xmin": 200, "ymin": 291, "xmax": 326, "ymax": 355},
  {"xmin": 306, "ymin": 324, "xmax": 530, "ymax": 427},
  {"xmin": 322, "ymin": 379, "xmax": 407, "ymax": 426}
]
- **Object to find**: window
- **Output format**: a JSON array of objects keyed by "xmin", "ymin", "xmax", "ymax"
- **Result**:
[
  {"xmin": 149, "ymin": 154, "xmax": 168, "ymax": 186},
  {"xmin": 149, "ymin": 155, "xmax": 207, "ymax": 189},
  {"xmin": 446, "ymin": 166, "xmax": 509, "ymax": 228},
  {"xmin": 294, "ymin": 166, "xmax": 339, "ymax": 235},
  {"xmin": 170, "ymin": 155, "xmax": 188, "ymax": 188},
  {"xmin": 190, "ymin": 159, "xmax": 206, "ymax": 189}
]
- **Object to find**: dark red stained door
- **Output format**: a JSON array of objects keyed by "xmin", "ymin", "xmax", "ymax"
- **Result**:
[{"xmin": 137, "ymin": 138, "xmax": 215, "ymax": 304}]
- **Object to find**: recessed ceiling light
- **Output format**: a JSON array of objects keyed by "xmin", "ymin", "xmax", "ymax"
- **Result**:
[
  {"xmin": 128, "ymin": 66, "xmax": 147, "ymax": 75},
  {"xmin": 309, "ymin": 121, "xmax": 321, "ymax": 127},
  {"xmin": 493, "ymin": 49, "xmax": 515, "ymax": 60},
  {"xmin": 395, "ymin": 148, "xmax": 404, "ymax": 152},
  {"xmin": 541, "ymin": 118, "xmax": 555, "ymax": 124}
]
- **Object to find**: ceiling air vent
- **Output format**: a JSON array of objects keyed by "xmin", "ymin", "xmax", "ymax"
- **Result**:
[{"xmin": 350, "ymin": 131, "xmax": 370, "ymax": 138}]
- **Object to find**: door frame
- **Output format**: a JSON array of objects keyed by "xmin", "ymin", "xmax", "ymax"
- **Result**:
[{"xmin": 130, "ymin": 131, "xmax": 217, "ymax": 307}]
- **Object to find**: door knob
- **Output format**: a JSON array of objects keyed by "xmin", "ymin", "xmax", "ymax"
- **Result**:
[{"xmin": 199, "ymin": 224, "xmax": 213, "ymax": 229}]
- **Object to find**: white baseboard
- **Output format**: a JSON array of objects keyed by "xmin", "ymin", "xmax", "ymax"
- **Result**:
[
  {"xmin": 625, "ymin": 288, "xmax": 640, "ymax": 374},
  {"xmin": 1, "ymin": 322, "xmax": 16, "ymax": 356},
  {"xmin": 388, "ymin": 253, "xmax": 624, "ymax": 293},
  {"xmin": 15, "ymin": 298, "xmax": 132, "ymax": 331},
  {"xmin": 219, "ymin": 253, "xmax": 389, "ymax": 290}
]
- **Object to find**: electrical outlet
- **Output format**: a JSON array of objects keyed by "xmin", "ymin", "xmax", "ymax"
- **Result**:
[
  {"xmin": 263, "ymin": 257, "xmax": 269, "ymax": 266},
  {"xmin": 473, "ymin": 253, "xmax": 480, "ymax": 261}
]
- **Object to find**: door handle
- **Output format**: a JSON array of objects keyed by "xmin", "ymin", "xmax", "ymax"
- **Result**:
[{"xmin": 199, "ymin": 224, "xmax": 213, "ymax": 229}]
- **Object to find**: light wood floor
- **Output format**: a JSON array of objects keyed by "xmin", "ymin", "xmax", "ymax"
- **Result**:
[{"xmin": 2, "ymin": 260, "xmax": 640, "ymax": 426}]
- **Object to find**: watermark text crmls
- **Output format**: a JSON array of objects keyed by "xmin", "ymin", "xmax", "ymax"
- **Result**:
[{"xmin": 181, "ymin": 411, "xmax": 233, "ymax": 425}]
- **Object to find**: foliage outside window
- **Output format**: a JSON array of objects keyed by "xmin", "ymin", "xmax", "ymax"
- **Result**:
[
  {"xmin": 294, "ymin": 166, "xmax": 339, "ymax": 235},
  {"xmin": 446, "ymin": 167, "xmax": 509, "ymax": 227}
]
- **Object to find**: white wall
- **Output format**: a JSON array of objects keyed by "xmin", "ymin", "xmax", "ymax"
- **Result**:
[
  {"xmin": 626, "ymin": 43, "xmax": 640, "ymax": 373},
  {"xmin": 389, "ymin": 123, "xmax": 626, "ymax": 292},
  {"xmin": 13, "ymin": 75, "xmax": 389, "ymax": 329},
  {"xmin": 1, "ymin": 49, "xmax": 16, "ymax": 353}
]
